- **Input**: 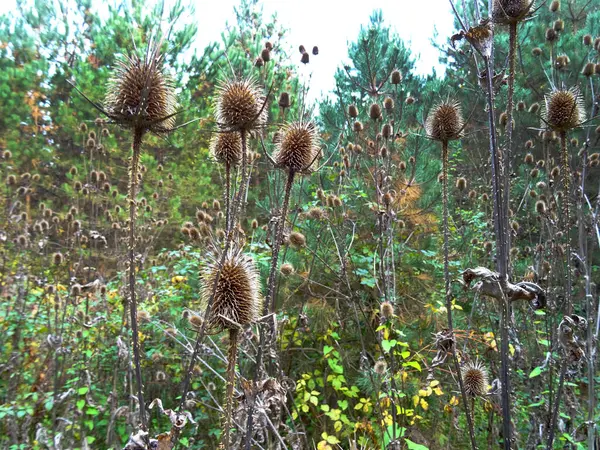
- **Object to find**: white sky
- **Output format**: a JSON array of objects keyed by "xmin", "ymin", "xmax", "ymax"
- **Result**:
[{"xmin": 1, "ymin": 0, "xmax": 455, "ymax": 101}]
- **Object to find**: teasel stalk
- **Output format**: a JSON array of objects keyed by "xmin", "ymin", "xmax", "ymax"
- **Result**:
[
  {"xmin": 178, "ymin": 77, "xmax": 267, "ymax": 422},
  {"xmin": 425, "ymin": 101, "xmax": 477, "ymax": 450},
  {"xmin": 201, "ymin": 246, "xmax": 261, "ymax": 450},
  {"xmin": 492, "ymin": 0, "xmax": 534, "ymax": 269},
  {"xmin": 542, "ymin": 87, "xmax": 586, "ymax": 448},
  {"xmin": 101, "ymin": 40, "xmax": 178, "ymax": 433}
]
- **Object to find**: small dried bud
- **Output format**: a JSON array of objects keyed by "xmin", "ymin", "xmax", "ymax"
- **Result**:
[
  {"xmin": 348, "ymin": 104, "xmax": 358, "ymax": 118},
  {"xmin": 391, "ymin": 70, "xmax": 402, "ymax": 84},
  {"xmin": 369, "ymin": 103, "xmax": 382, "ymax": 121}
]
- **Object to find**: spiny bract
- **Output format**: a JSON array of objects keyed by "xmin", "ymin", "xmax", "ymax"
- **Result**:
[
  {"xmin": 542, "ymin": 88, "xmax": 585, "ymax": 133},
  {"xmin": 105, "ymin": 44, "xmax": 176, "ymax": 133},
  {"xmin": 215, "ymin": 77, "xmax": 267, "ymax": 132},
  {"xmin": 492, "ymin": 0, "xmax": 534, "ymax": 24},
  {"xmin": 425, "ymin": 101, "xmax": 464, "ymax": 142},
  {"xmin": 201, "ymin": 246, "xmax": 262, "ymax": 332},
  {"xmin": 273, "ymin": 121, "xmax": 320, "ymax": 173},
  {"xmin": 210, "ymin": 132, "xmax": 242, "ymax": 167},
  {"xmin": 461, "ymin": 361, "xmax": 489, "ymax": 397}
]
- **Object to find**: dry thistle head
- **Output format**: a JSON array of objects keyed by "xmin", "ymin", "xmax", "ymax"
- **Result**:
[
  {"xmin": 380, "ymin": 301, "xmax": 394, "ymax": 319},
  {"xmin": 542, "ymin": 88, "xmax": 585, "ymax": 132},
  {"xmin": 493, "ymin": 0, "xmax": 534, "ymax": 24},
  {"xmin": 374, "ymin": 360, "xmax": 387, "ymax": 375},
  {"xmin": 210, "ymin": 132, "xmax": 242, "ymax": 167},
  {"xmin": 215, "ymin": 77, "xmax": 266, "ymax": 132},
  {"xmin": 104, "ymin": 43, "xmax": 176, "ymax": 133},
  {"xmin": 289, "ymin": 231, "xmax": 306, "ymax": 248},
  {"xmin": 425, "ymin": 100, "xmax": 464, "ymax": 143},
  {"xmin": 461, "ymin": 361, "xmax": 489, "ymax": 397},
  {"xmin": 201, "ymin": 246, "xmax": 262, "ymax": 332},
  {"xmin": 280, "ymin": 263, "xmax": 294, "ymax": 275},
  {"xmin": 391, "ymin": 69, "xmax": 402, "ymax": 84},
  {"xmin": 273, "ymin": 121, "xmax": 320, "ymax": 174}
]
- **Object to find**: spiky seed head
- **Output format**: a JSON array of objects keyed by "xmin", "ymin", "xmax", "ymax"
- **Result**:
[
  {"xmin": 583, "ymin": 63, "xmax": 595, "ymax": 77},
  {"xmin": 550, "ymin": 0, "xmax": 559, "ymax": 11},
  {"xmin": 210, "ymin": 132, "xmax": 242, "ymax": 167},
  {"xmin": 468, "ymin": 189, "xmax": 477, "ymax": 199},
  {"xmin": 71, "ymin": 283, "xmax": 82, "ymax": 297},
  {"xmin": 369, "ymin": 103, "xmax": 382, "ymax": 121},
  {"xmin": 583, "ymin": 34, "xmax": 592, "ymax": 46},
  {"xmin": 536, "ymin": 200, "xmax": 546, "ymax": 214},
  {"xmin": 273, "ymin": 121, "xmax": 320, "ymax": 174},
  {"xmin": 529, "ymin": 102, "xmax": 540, "ymax": 113},
  {"xmin": 484, "ymin": 241, "xmax": 493, "ymax": 251},
  {"xmin": 289, "ymin": 231, "xmax": 306, "ymax": 248},
  {"xmin": 499, "ymin": 111, "xmax": 508, "ymax": 127},
  {"xmin": 2, "ymin": 150, "xmax": 11, "ymax": 159},
  {"xmin": 383, "ymin": 97, "xmax": 394, "ymax": 112},
  {"xmin": 543, "ymin": 88, "xmax": 585, "ymax": 132},
  {"xmin": 382, "ymin": 123, "xmax": 392, "ymax": 139},
  {"xmin": 299, "ymin": 45, "xmax": 306, "ymax": 54},
  {"xmin": 201, "ymin": 247, "xmax": 261, "ymax": 332},
  {"xmin": 462, "ymin": 361, "xmax": 489, "ymax": 396},
  {"xmin": 517, "ymin": 101, "xmax": 526, "ymax": 111},
  {"xmin": 406, "ymin": 96, "xmax": 415, "ymax": 105},
  {"xmin": 532, "ymin": 47, "xmax": 542, "ymax": 57},
  {"xmin": 525, "ymin": 153, "xmax": 534, "ymax": 164},
  {"xmin": 391, "ymin": 69, "xmax": 402, "ymax": 84},
  {"xmin": 265, "ymin": 41, "xmax": 273, "ymax": 51},
  {"xmin": 278, "ymin": 92, "xmax": 290, "ymax": 109},
  {"xmin": 380, "ymin": 301, "xmax": 394, "ymax": 318},
  {"xmin": 553, "ymin": 19, "xmax": 564, "ymax": 32},
  {"xmin": 105, "ymin": 45, "xmax": 176, "ymax": 133},
  {"xmin": 261, "ymin": 48, "xmax": 271, "ymax": 62},
  {"xmin": 374, "ymin": 360, "xmax": 387, "ymax": 375},
  {"xmin": 348, "ymin": 104, "xmax": 358, "ymax": 118},
  {"xmin": 525, "ymin": 140, "xmax": 534, "ymax": 149},
  {"xmin": 52, "ymin": 252, "xmax": 64, "ymax": 265},
  {"xmin": 546, "ymin": 28, "xmax": 557, "ymax": 42},
  {"xmin": 456, "ymin": 177, "xmax": 467, "ymax": 191},
  {"xmin": 280, "ymin": 263, "xmax": 294, "ymax": 275},
  {"xmin": 255, "ymin": 57, "xmax": 264, "ymax": 67},
  {"xmin": 6, "ymin": 175, "xmax": 16, "ymax": 186},
  {"xmin": 215, "ymin": 77, "xmax": 266, "ymax": 132},
  {"xmin": 492, "ymin": 0, "xmax": 533, "ymax": 24},
  {"xmin": 137, "ymin": 310, "xmax": 151, "ymax": 322},
  {"xmin": 301, "ymin": 52, "xmax": 309, "ymax": 64},
  {"xmin": 426, "ymin": 101, "xmax": 464, "ymax": 142},
  {"xmin": 312, "ymin": 46, "xmax": 319, "ymax": 55}
]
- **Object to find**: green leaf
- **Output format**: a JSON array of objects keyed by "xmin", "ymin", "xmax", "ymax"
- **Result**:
[
  {"xmin": 405, "ymin": 438, "xmax": 429, "ymax": 449},
  {"xmin": 529, "ymin": 366, "xmax": 543, "ymax": 378},
  {"xmin": 403, "ymin": 361, "xmax": 422, "ymax": 371},
  {"xmin": 76, "ymin": 399, "xmax": 85, "ymax": 411},
  {"xmin": 381, "ymin": 339, "xmax": 397, "ymax": 353},
  {"xmin": 78, "ymin": 387, "xmax": 89, "ymax": 395},
  {"xmin": 323, "ymin": 345, "xmax": 334, "ymax": 356}
]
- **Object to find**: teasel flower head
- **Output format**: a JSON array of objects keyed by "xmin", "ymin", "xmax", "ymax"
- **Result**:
[
  {"xmin": 215, "ymin": 77, "xmax": 266, "ymax": 132},
  {"xmin": 201, "ymin": 246, "xmax": 262, "ymax": 332},
  {"xmin": 273, "ymin": 121, "xmax": 320, "ymax": 174},
  {"xmin": 542, "ymin": 87, "xmax": 585, "ymax": 133},
  {"xmin": 210, "ymin": 131, "xmax": 242, "ymax": 167},
  {"xmin": 426, "ymin": 100, "xmax": 465, "ymax": 143},
  {"xmin": 492, "ymin": 0, "xmax": 534, "ymax": 24},
  {"xmin": 461, "ymin": 360, "xmax": 489, "ymax": 397},
  {"xmin": 104, "ymin": 42, "xmax": 177, "ymax": 133}
]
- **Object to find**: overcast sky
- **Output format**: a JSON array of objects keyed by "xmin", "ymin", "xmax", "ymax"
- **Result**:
[{"xmin": 1, "ymin": 0, "xmax": 455, "ymax": 101}]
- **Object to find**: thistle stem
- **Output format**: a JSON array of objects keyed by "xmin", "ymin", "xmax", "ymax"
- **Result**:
[
  {"xmin": 504, "ymin": 21, "xmax": 517, "ymax": 268},
  {"xmin": 128, "ymin": 128, "xmax": 147, "ymax": 432},
  {"xmin": 547, "ymin": 131, "xmax": 573, "ymax": 449},
  {"xmin": 483, "ymin": 54, "xmax": 512, "ymax": 450},
  {"xmin": 223, "ymin": 328, "xmax": 239, "ymax": 450},
  {"xmin": 442, "ymin": 141, "xmax": 478, "ymax": 450}
]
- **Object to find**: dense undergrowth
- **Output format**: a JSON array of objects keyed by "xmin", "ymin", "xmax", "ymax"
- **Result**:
[{"xmin": 1, "ymin": 0, "xmax": 599, "ymax": 449}]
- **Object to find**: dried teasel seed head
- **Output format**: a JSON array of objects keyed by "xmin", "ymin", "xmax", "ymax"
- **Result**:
[
  {"xmin": 468, "ymin": 189, "xmax": 477, "ymax": 199},
  {"xmin": 105, "ymin": 44, "xmax": 176, "ymax": 133},
  {"xmin": 550, "ymin": 0, "xmax": 559, "ymax": 11},
  {"xmin": 536, "ymin": 200, "xmax": 547, "ymax": 214},
  {"xmin": 273, "ymin": 121, "xmax": 320, "ymax": 174},
  {"xmin": 530, "ymin": 168, "xmax": 539, "ymax": 178},
  {"xmin": 456, "ymin": 177, "xmax": 467, "ymax": 191},
  {"xmin": 583, "ymin": 34, "xmax": 592, "ymax": 46},
  {"xmin": 391, "ymin": 69, "xmax": 402, "ymax": 84},
  {"xmin": 543, "ymin": 88, "xmax": 585, "ymax": 132},
  {"xmin": 426, "ymin": 100, "xmax": 464, "ymax": 142},
  {"xmin": 517, "ymin": 101, "xmax": 526, "ymax": 111},
  {"xmin": 301, "ymin": 52, "xmax": 309, "ymax": 64},
  {"xmin": 348, "ymin": 104, "xmax": 358, "ymax": 118},
  {"xmin": 529, "ymin": 102, "xmax": 540, "ymax": 113},
  {"xmin": 71, "ymin": 284, "xmax": 82, "ymax": 297},
  {"xmin": 380, "ymin": 301, "xmax": 394, "ymax": 318},
  {"xmin": 216, "ymin": 77, "xmax": 266, "ymax": 132},
  {"xmin": 525, "ymin": 153, "xmax": 534, "ymax": 164},
  {"xmin": 374, "ymin": 360, "xmax": 387, "ymax": 375},
  {"xmin": 582, "ymin": 62, "xmax": 595, "ymax": 77},
  {"xmin": 400, "ymin": 161, "xmax": 407, "ymax": 171},
  {"xmin": 369, "ymin": 103, "xmax": 382, "ymax": 121},
  {"xmin": 280, "ymin": 263, "xmax": 294, "ymax": 275},
  {"xmin": 312, "ymin": 46, "xmax": 319, "ymax": 55},
  {"xmin": 261, "ymin": 48, "xmax": 271, "ymax": 62},
  {"xmin": 545, "ymin": 28, "xmax": 557, "ymax": 42},
  {"xmin": 499, "ymin": 111, "xmax": 508, "ymax": 127},
  {"xmin": 511, "ymin": 220, "xmax": 520, "ymax": 232},
  {"xmin": 570, "ymin": 138, "xmax": 578, "ymax": 147},
  {"xmin": 210, "ymin": 132, "xmax": 242, "ymax": 167},
  {"xmin": 532, "ymin": 47, "xmax": 542, "ymax": 57},
  {"xmin": 484, "ymin": 241, "xmax": 493, "ymax": 251},
  {"xmin": 278, "ymin": 92, "xmax": 290, "ymax": 109},
  {"xmin": 156, "ymin": 371, "xmax": 166, "ymax": 382},
  {"xmin": 6, "ymin": 174, "xmax": 16, "ymax": 186},
  {"xmin": 201, "ymin": 247, "xmax": 261, "ymax": 331},
  {"xmin": 254, "ymin": 57, "xmax": 264, "ymax": 67},
  {"xmin": 553, "ymin": 19, "xmax": 564, "ymax": 32},
  {"xmin": 52, "ymin": 252, "xmax": 64, "ymax": 265},
  {"xmin": 382, "ymin": 123, "xmax": 392, "ymax": 139},
  {"xmin": 405, "ymin": 96, "xmax": 415, "ymax": 105},
  {"xmin": 383, "ymin": 97, "xmax": 394, "ymax": 112},
  {"xmin": 137, "ymin": 310, "xmax": 150, "ymax": 322},
  {"xmin": 289, "ymin": 231, "xmax": 306, "ymax": 248},
  {"xmin": 525, "ymin": 140, "xmax": 534, "ymax": 149},
  {"xmin": 493, "ymin": 0, "xmax": 533, "ymax": 24}
]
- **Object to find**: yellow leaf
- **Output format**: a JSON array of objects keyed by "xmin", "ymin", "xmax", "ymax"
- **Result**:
[
  {"xmin": 420, "ymin": 398, "xmax": 429, "ymax": 410},
  {"xmin": 412, "ymin": 395, "xmax": 420, "ymax": 407},
  {"xmin": 429, "ymin": 380, "xmax": 440, "ymax": 387}
]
